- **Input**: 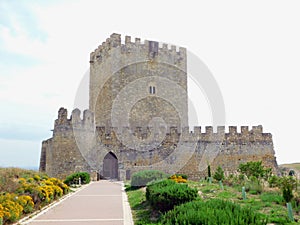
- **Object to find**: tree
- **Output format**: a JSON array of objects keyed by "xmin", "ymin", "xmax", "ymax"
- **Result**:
[
  {"xmin": 238, "ymin": 161, "xmax": 270, "ymax": 179},
  {"xmin": 280, "ymin": 176, "xmax": 296, "ymax": 203},
  {"xmin": 213, "ymin": 166, "xmax": 225, "ymax": 181},
  {"xmin": 280, "ymin": 176, "xmax": 297, "ymax": 222}
]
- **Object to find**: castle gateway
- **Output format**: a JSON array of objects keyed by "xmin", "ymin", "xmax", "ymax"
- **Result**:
[{"xmin": 39, "ymin": 34, "xmax": 278, "ymax": 180}]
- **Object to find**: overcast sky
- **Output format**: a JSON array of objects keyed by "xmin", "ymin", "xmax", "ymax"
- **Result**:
[{"xmin": 0, "ymin": 0, "xmax": 299, "ymax": 168}]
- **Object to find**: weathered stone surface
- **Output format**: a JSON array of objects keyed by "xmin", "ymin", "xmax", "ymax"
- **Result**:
[{"xmin": 39, "ymin": 34, "xmax": 279, "ymax": 180}]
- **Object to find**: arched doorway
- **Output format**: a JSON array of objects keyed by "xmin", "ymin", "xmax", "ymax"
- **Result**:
[{"xmin": 103, "ymin": 152, "xmax": 118, "ymax": 179}]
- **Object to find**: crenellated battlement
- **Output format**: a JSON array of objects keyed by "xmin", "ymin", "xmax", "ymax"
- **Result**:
[
  {"xmin": 54, "ymin": 108, "xmax": 94, "ymax": 134},
  {"xmin": 53, "ymin": 108, "xmax": 272, "ymax": 143},
  {"xmin": 89, "ymin": 33, "xmax": 186, "ymax": 65}
]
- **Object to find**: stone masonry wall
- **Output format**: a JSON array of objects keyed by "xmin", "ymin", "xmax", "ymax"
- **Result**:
[
  {"xmin": 89, "ymin": 33, "xmax": 188, "ymax": 129},
  {"xmin": 40, "ymin": 108, "xmax": 279, "ymax": 180}
]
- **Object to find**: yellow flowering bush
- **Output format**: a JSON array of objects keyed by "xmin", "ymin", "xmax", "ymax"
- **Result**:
[
  {"xmin": 33, "ymin": 175, "xmax": 41, "ymax": 182},
  {"xmin": 0, "ymin": 204, "xmax": 5, "ymax": 222},
  {"xmin": 0, "ymin": 194, "xmax": 23, "ymax": 223},
  {"xmin": 49, "ymin": 178, "xmax": 69, "ymax": 194},
  {"xmin": 169, "ymin": 174, "xmax": 188, "ymax": 183},
  {"xmin": 16, "ymin": 195, "xmax": 34, "ymax": 214},
  {"xmin": 17, "ymin": 176, "xmax": 69, "ymax": 206},
  {"xmin": 0, "ymin": 168, "xmax": 70, "ymax": 225}
]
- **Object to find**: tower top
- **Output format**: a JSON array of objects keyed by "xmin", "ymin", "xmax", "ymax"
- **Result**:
[{"xmin": 89, "ymin": 33, "xmax": 186, "ymax": 66}]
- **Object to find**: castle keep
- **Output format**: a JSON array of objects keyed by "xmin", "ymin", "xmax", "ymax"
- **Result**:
[{"xmin": 39, "ymin": 34, "xmax": 278, "ymax": 180}]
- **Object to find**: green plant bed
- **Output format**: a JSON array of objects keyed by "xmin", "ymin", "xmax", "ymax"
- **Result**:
[
  {"xmin": 146, "ymin": 179, "xmax": 198, "ymax": 212},
  {"xmin": 260, "ymin": 192, "xmax": 284, "ymax": 205},
  {"xmin": 217, "ymin": 190, "xmax": 237, "ymax": 199},
  {"xmin": 162, "ymin": 199, "xmax": 268, "ymax": 225}
]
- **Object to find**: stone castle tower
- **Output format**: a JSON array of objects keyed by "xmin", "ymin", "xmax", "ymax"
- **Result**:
[
  {"xmin": 39, "ymin": 33, "xmax": 278, "ymax": 180},
  {"xmin": 89, "ymin": 33, "xmax": 188, "ymax": 129}
]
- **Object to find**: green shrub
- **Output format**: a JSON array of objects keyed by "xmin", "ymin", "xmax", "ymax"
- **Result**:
[
  {"xmin": 213, "ymin": 166, "xmax": 224, "ymax": 181},
  {"xmin": 268, "ymin": 175, "xmax": 280, "ymax": 188},
  {"xmin": 64, "ymin": 172, "xmax": 90, "ymax": 186},
  {"xmin": 146, "ymin": 179, "xmax": 175, "ymax": 201},
  {"xmin": 162, "ymin": 199, "xmax": 268, "ymax": 225},
  {"xmin": 131, "ymin": 170, "xmax": 168, "ymax": 187},
  {"xmin": 146, "ymin": 179, "xmax": 198, "ymax": 212},
  {"xmin": 280, "ymin": 176, "xmax": 296, "ymax": 203},
  {"xmin": 238, "ymin": 161, "xmax": 271, "ymax": 179}
]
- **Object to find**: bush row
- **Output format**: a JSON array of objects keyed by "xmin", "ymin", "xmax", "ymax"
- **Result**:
[
  {"xmin": 146, "ymin": 179, "xmax": 198, "ymax": 212},
  {"xmin": 162, "ymin": 199, "xmax": 268, "ymax": 225},
  {"xmin": 64, "ymin": 172, "xmax": 90, "ymax": 186}
]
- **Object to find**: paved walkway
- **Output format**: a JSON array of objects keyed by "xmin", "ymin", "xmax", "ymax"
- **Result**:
[{"xmin": 23, "ymin": 181, "xmax": 133, "ymax": 225}]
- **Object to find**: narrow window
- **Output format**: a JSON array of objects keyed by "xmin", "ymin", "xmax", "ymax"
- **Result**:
[{"xmin": 149, "ymin": 86, "xmax": 156, "ymax": 94}]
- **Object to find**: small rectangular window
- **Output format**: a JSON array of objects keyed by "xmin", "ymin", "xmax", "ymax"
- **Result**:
[{"xmin": 149, "ymin": 86, "xmax": 156, "ymax": 94}]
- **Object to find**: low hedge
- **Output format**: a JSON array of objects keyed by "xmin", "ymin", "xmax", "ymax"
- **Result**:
[
  {"xmin": 146, "ymin": 179, "xmax": 198, "ymax": 212},
  {"xmin": 131, "ymin": 170, "xmax": 168, "ymax": 187},
  {"xmin": 162, "ymin": 199, "xmax": 268, "ymax": 225},
  {"xmin": 64, "ymin": 172, "xmax": 90, "ymax": 186}
]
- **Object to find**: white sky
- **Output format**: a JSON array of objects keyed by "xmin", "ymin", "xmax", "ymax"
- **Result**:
[{"xmin": 0, "ymin": 0, "xmax": 299, "ymax": 168}]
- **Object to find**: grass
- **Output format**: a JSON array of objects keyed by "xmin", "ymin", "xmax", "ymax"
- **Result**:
[
  {"xmin": 126, "ymin": 186, "xmax": 161, "ymax": 225},
  {"xmin": 0, "ymin": 167, "xmax": 44, "ymax": 193},
  {"xmin": 126, "ymin": 180, "xmax": 299, "ymax": 224}
]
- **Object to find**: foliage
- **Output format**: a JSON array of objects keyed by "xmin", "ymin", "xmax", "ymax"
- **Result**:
[
  {"xmin": 260, "ymin": 192, "xmax": 284, "ymax": 205},
  {"xmin": 280, "ymin": 176, "xmax": 296, "ymax": 203},
  {"xmin": 128, "ymin": 178, "xmax": 300, "ymax": 225},
  {"xmin": 146, "ymin": 179, "xmax": 176, "ymax": 201},
  {"xmin": 168, "ymin": 174, "xmax": 187, "ymax": 183},
  {"xmin": 64, "ymin": 172, "xmax": 90, "ymax": 186},
  {"xmin": 0, "ymin": 168, "xmax": 69, "ymax": 225},
  {"xmin": 162, "ymin": 199, "xmax": 268, "ymax": 225},
  {"xmin": 131, "ymin": 170, "xmax": 168, "ymax": 187},
  {"xmin": 0, "ymin": 193, "xmax": 36, "ymax": 223},
  {"xmin": 146, "ymin": 179, "xmax": 198, "ymax": 212},
  {"xmin": 268, "ymin": 175, "xmax": 280, "ymax": 188},
  {"xmin": 16, "ymin": 195, "xmax": 34, "ymax": 213},
  {"xmin": 238, "ymin": 161, "xmax": 271, "ymax": 179},
  {"xmin": 213, "ymin": 166, "xmax": 225, "ymax": 181}
]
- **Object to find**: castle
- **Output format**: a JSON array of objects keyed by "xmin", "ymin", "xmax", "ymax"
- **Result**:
[{"xmin": 39, "ymin": 33, "xmax": 279, "ymax": 180}]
